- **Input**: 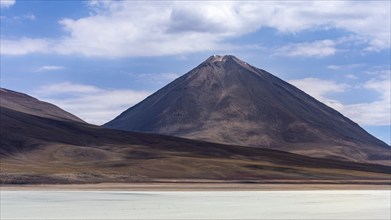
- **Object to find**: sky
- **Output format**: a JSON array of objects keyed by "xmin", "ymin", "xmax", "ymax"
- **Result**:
[{"xmin": 0, "ymin": 0, "xmax": 390, "ymax": 145}]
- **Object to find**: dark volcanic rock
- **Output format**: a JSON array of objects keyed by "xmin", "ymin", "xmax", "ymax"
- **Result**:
[{"xmin": 105, "ymin": 55, "xmax": 390, "ymax": 164}]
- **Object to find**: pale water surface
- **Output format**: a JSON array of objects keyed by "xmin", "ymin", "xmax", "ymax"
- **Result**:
[{"xmin": 1, "ymin": 190, "xmax": 390, "ymax": 219}]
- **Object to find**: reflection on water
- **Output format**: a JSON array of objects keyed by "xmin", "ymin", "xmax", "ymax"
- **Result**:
[{"xmin": 1, "ymin": 190, "xmax": 390, "ymax": 219}]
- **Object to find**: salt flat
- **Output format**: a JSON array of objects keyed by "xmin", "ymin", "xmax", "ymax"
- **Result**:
[{"xmin": 1, "ymin": 190, "xmax": 390, "ymax": 219}]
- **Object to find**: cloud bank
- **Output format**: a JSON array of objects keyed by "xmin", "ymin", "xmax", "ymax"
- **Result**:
[
  {"xmin": 289, "ymin": 73, "xmax": 391, "ymax": 126},
  {"xmin": 35, "ymin": 82, "xmax": 151, "ymax": 125},
  {"xmin": 275, "ymin": 40, "xmax": 337, "ymax": 57},
  {"xmin": 1, "ymin": 1, "xmax": 389, "ymax": 57},
  {"xmin": 36, "ymin": 65, "xmax": 65, "ymax": 72},
  {"xmin": 0, "ymin": 0, "xmax": 15, "ymax": 8}
]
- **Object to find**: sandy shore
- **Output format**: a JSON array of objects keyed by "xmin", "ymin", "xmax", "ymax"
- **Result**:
[{"xmin": 2, "ymin": 182, "xmax": 390, "ymax": 191}]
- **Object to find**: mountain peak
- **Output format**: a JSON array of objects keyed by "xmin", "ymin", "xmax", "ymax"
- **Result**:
[
  {"xmin": 207, "ymin": 55, "xmax": 235, "ymax": 62},
  {"xmin": 105, "ymin": 55, "xmax": 389, "ymax": 164},
  {"xmin": 204, "ymin": 54, "xmax": 252, "ymax": 71}
]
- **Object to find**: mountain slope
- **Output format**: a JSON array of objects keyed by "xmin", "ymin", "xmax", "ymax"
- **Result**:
[
  {"xmin": 105, "ymin": 55, "xmax": 390, "ymax": 164},
  {"xmin": 0, "ymin": 88, "xmax": 84, "ymax": 123},
  {"xmin": 1, "ymin": 88, "xmax": 389, "ymax": 184}
]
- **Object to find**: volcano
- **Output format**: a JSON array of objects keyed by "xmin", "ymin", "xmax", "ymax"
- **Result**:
[
  {"xmin": 105, "ymin": 55, "xmax": 389, "ymax": 164},
  {"xmin": 1, "ymin": 87, "xmax": 390, "ymax": 184}
]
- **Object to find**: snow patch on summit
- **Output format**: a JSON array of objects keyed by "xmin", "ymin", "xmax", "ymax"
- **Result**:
[{"xmin": 210, "ymin": 55, "xmax": 224, "ymax": 62}]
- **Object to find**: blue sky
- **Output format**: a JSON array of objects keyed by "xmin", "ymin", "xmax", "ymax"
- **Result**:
[{"xmin": 1, "ymin": 0, "xmax": 390, "ymax": 144}]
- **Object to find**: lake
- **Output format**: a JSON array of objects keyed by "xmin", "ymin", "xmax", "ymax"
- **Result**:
[{"xmin": 1, "ymin": 190, "xmax": 390, "ymax": 219}]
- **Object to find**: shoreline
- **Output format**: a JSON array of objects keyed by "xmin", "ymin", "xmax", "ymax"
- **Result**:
[{"xmin": 2, "ymin": 182, "xmax": 390, "ymax": 191}]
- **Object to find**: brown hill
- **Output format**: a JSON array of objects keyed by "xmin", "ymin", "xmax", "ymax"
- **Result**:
[
  {"xmin": 0, "ymin": 88, "xmax": 84, "ymax": 123},
  {"xmin": 105, "ymin": 55, "xmax": 390, "ymax": 165},
  {"xmin": 1, "ymin": 88, "xmax": 389, "ymax": 184}
]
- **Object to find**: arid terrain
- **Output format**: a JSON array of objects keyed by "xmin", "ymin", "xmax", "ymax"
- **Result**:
[{"xmin": 1, "ymin": 86, "xmax": 390, "ymax": 185}]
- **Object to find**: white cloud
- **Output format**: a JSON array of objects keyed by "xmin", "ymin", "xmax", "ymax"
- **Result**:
[
  {"xmin": 6, "ymin": 13, "xmax": 35, "ymax": 21},
  {"xmin": 36, "ymin": 65, "xmax": 65, "ymax": 72},
  {"xmin": 0, "ymin": 38, "xmax": 51, "ymax": 55},
  {"xmin": 327, "ymin": 65, "xmax": 341, "ymax": 70},
  {"xmin": 37, "ymin": 82, "xmax": 100, "ymax": 94},
  {"xmin": 342, "ymin": 76, "xmax": 390, "ymax": 126},
  {"xmin": 0, "ymin": 0, "xmax": 15, "ymax": 8},
  {"xmin": 345, "ymin": 74, "xmax": 358, "ymax": 80},
  {"xmin": 327, "ymin": 63, "xmax": 364, "ymax": 70},
  {"xmin": 24, "ymin": 13, "xmax": 35, "ymax": 20},
  {"xmin": 1, "ymin": 1, "xmax": 389, "ymax": 57},
  {"xmin": 289, "ymin": 78, "xmax": 348, "ymax": 110},
  {"xmin": 289, "ymin": 75, "xmax": 391, "ymax": 126},
  {"xmin": 274, "ymin": 40, "xmax": 337, "ymax": 57},
  {"xmin": 130, "ymin": 72, "xmax": 181, "ymax": 84},
  {"xmin": 35, "ymin": 82, "xmax": 151, "ymax": 125}
]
